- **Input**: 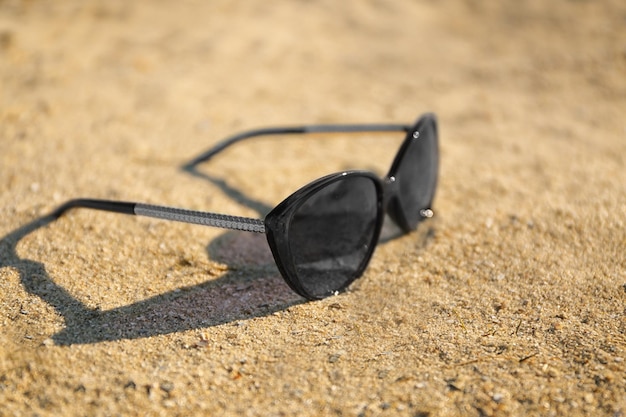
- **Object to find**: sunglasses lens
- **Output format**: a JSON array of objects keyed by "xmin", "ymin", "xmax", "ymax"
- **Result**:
[
  {"xmin": 287, "ymin": 175, "xmax": 381, "ymax": 298},
  {"xmin": 396, "ymin": 118, "xmax": 438, "ymax": 230}
]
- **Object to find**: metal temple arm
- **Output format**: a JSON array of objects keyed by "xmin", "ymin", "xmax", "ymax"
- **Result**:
[
  {"xmin": 184, "ymin": 123, "xmax": 411, "ymax": 167},
  {"xmin": 52, "ymin": 199, "xmax": 266, "ymax": 233}
]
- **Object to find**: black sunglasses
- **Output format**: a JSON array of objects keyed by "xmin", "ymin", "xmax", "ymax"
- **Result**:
[{"xmin": 52, "ymin": 113, "xmax": 439, "ymax": 300}]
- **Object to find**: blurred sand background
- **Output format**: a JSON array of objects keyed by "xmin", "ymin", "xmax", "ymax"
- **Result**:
[{"xmin": 1, "ymin": 0, "xmax": 625, "ymax": 415}]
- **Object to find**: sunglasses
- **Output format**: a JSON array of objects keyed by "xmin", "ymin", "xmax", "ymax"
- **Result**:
[{"xmin": 52, "ymin": 113, "xmax": 439, "ymax": 300}]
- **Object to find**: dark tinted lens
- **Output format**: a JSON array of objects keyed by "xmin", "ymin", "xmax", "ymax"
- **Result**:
[
  {"xmin": 396, "ymin": 120, "xmax": 438, "ymax": 229},
  {"xmin": 287, "ymin": 175, "xmax": 381, "ymax": 298}
]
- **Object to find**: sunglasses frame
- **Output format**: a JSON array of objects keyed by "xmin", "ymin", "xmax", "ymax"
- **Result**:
[{"xmin": 50, "ymin": 113, "xmax": 438, "ymax": 300}]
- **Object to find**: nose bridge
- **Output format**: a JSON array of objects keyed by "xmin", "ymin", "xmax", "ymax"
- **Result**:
[
  {"xmin": 383, "ymin": 175, "xmax": 399, "ymax": 209},
  {"xmin": 381, "ymin": 174, "xmax": 410, "ymax": 232}
]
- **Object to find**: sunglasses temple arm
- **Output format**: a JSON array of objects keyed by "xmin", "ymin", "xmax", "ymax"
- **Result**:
[
  {"xmin": 51, "ymin": 199, "xmax": 266, "ymax": 233},
  {"xmin": 184, "ymin": 123, "xmax": 411, "ymax": 167}
]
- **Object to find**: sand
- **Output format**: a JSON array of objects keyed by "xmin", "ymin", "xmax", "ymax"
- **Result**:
[{"xmin": 1, "ymin": 0, "xmax": 625, "ymax": 415}]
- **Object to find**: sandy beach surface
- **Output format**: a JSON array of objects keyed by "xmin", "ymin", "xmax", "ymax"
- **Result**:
[{"xmin": 1, "ymin": 1, "xmax": 625, "ymax": 415}]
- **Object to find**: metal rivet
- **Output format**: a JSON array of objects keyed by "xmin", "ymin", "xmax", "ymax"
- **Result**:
[{"xmin": 420, "ymin": 209, "xmax": 434, "ymax": 218}]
